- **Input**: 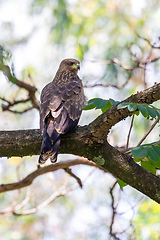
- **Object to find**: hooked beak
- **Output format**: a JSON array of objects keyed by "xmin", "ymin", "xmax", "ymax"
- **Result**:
[{"xmin": 77, "ymin": 64, "xmax": 80, "ymax": 70}]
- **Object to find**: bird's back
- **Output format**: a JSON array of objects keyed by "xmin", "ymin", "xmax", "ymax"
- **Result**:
[{"xmin": 39, "ymin": 59, "xmax": 85, "ymax": 164}]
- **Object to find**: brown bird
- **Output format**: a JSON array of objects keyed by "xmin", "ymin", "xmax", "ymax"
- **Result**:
[{"xmin": 39, "ymin": 58, "xmax": 85, "ymax": 164}]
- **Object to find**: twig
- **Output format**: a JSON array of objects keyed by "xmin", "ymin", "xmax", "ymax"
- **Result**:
[
  {"xmin": 111, "ymin": 58, "xmax": 134, "ymax": 70},
  {"xmin": 0, "ymin": 185, "xmax": 71, "ymax": 216},
  {"xmin": 4, "ymin": 107, "xmax": 34, "ymax": 114},
  {"xmin": 126, "ymin": 115, "xmax": 135, "ymax": 149},
  {"xmin": 0, "ymin": 64, "xmax": 37, "ymax": 93},
  {"xmin": 131, "ymin": 55, "xmax": 160, "ymax": 65},
  {"xmin": 12, "ymin": 184, "xmax": 73, "ymax": 216},
  {"xmin": 0, "ymin": 63, "xmax": 40, "ymax": 110},
  {"xmin": 84, "ymin": 81, "xmax": 129, "ymax": 89},
  {"xmin": 137, "ymin": 34, "xmax": 160, "ymax": 49},
  {"xmin": 1, "ymin": 97, "xmax": 30, "ymax": 106},
  {"xmin": 0, "ymin": 161, "xmax": 98, "ymax": 216},
  {"xmin": 83, "ymin": 52, "xmax": 160, "ymax": 89},
  {"xmin": 136, "ymin": 117, "xmax": 159, "ymax": 147},
  {"xmin": 83, "ymin": 56, "xmax": 136, "ymax": 89},
  {"xmin": 84, "ymin": 57, "xmax": 134, "ymax": 70},
  {"xmin": 109, "ymin": 181, "xmax": 120, "ymax": 240},
  {"xmin": 1, "ymin": 96, "xmax": 31, "ymax": 112},
  {"xmin": 14, "ymin": 188, "xmax": 31, "ymax": 211},
  {"xmin": 64, "ymin": 167, "xmax": 83, "ymax": 188},
  {"xmin": 0, "ymin": 158, "xmax": 108, "ymax": 194}
]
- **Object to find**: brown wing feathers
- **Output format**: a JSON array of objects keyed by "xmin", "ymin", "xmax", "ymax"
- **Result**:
[{"xmin": 39, "ymin": 59, "xmax": 85, "ymax": 164}]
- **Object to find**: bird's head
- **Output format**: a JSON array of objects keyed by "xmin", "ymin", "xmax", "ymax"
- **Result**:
[{"xmin": 59, "ymin": 58, "xmax": 80, "ymax": 74}]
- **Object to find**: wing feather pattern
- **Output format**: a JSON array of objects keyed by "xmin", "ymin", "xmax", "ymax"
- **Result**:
[{"xmin": 39, "ymin": 70, "xmax": 84, "ymax": 164}]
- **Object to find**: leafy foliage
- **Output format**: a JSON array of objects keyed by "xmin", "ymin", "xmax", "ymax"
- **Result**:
[
  {"xmin": 83, "ymin": 98, "xmax": 120, "ymax": 113},
  {"xmin": 132, "ymin": 142, "xmax": 160, "ymax": 163},
  {"xmin": 117, "ymin": 102, "xmax": 160, "ymax": 119},
  {"xmin": 117, "ymin": 143, "xmax": 160, "ymax": 188},
  {"xmin": 84, "ymin": 97, "xmax": 160, "ymax": 120},
  {"xmin": 84, "ymin": 97, "xmax": 160, "ymax": 182},
  {"xmin": 117, "ymin": 144, "xmax": 160, "ymax": 187},
  {"xmin": 132, "ymin": 142, "xmax": 160, "ymax": 173}
]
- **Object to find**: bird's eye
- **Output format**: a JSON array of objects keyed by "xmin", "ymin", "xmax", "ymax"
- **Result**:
[{"xmin": 68, "ymin": 62, "xmax": 74, "ymax": 66}]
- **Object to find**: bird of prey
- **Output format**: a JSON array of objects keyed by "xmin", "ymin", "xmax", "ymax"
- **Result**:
[{"xmin": 39, "ymin": 58, "xmax": 85, "ymax": 164}]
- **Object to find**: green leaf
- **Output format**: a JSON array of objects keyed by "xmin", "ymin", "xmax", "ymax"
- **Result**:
[
  {"xmin": 155, "ymin": 109, "xmax": 160, "ymax": 119},
  {"xmin": 132, "ymin": 146, "xmax": 148, "ymax": 158},
  {"xmin": 83, "ymin": 103, "xmax": 96, "ymax": 110},
  {"xmin": 141, "ymin": 161, "xmax": 156, "ymax": 175},
  {"xmin": 127, "ymin": 103, "xmax": 137, "ymax": 111},
  {"xmin": 117, "ymin": 178, "xmax": 128, "ymax": 188},
  {"xmin": 134, "ymin": 157, "xmax": 142, "ymax": 162},
  {"xmin": 135, "ymin": 110, "xmax": 140, "ymax": 116},
  {"xmin": 101, "ymin": 101, "xmax": 112, "ymax": 113},
  {"xmin": 137, "ymin": 104, "xmax": 147, "ymax": 116},
  {"xmin": 91, "ymin": 98, "xmax": 103, "ymax": 107},
  {"xmin": 95, "ymin": 99, "xmax": 109, "ymax": 109},
  {"xmin": 152, "ymin": 145, "xmax": 160, "ymax": 156},
  {"xmin": 117, "ymin": 102, "xmax": 137, "ymax": 112},
  {"xmin": 117, "ymin": 102, "xmax": 130, "ymax": 110},
  {"xmin": 83, "ymin": 98, "xmax": 119, "ymax": 111},
  {"xmin": 147, "ymin": 147, "xmax": 159, "ymax": 163},
  {"xmin": 109, "ymin": 98, "xmax": 120, "ymax": 106},
  {"xmin": 83, "ymin": 98, "xmax": 97, "ymax": 110},
  {"xmin": 132, "ymin": 143, "xmax": 160, "ymax": 166},
  {"xmin": 147, "ymin": 155, "xmax": 160, "ymax": 168},
  {"xmin": 146, "ymin": 106, "xmax": 157, "ymax": 119}
]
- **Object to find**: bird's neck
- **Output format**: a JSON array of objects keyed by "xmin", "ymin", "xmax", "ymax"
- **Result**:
[{"xmin": 54, "ymin": 70, "xmax": 78, "ymax": 80}]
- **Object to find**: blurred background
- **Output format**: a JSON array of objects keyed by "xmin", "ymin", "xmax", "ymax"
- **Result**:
[{"xmin": 0, "ymin": 0, "xmax": 160, "ymax": 239}]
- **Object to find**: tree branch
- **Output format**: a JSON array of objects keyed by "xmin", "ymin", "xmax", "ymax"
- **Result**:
[
  {"xmin": 0, "ymin": 159, "xmax": 107, "ymax": 193},
  {"xmin": 84, "ymin": 52, "xmax": 160, "ymax": 89},
  {"xmin": 86, "ymin": 83, "xmax": 160, "ymax": 143},
  {"xmin": 0, "ymin": 96, "xmax": 35, "ymax": 114},
  {"xmin": 136, "ymin": 117, "xmax": 159, "ymax": 147},
  {"xmin": 0, "ymin": 84, "xmax": 160, "ymax": 203},
  {"xmin": 109, "ymin": 181, "xmax": 120, "ymax": 240},
  {"xmin": 136, "ymin": 34, "xmax": 160, "ymax": 49},
  {"xmin": 0, "ymin": 63, "xmax": 40, "ymax": 110},
  {"xmin": 64, "ymin": 167, "xmax": 83, "ymax": 188}
]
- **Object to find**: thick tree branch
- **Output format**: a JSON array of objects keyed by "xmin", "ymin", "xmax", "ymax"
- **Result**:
[
  {"xmin": 0, "ymin": 84, "xmax": 159, "ymax": 158},
  {"xmin": 86, "ymin": 83, "xmax": 160, "ymax": 143},
  {"xmin": 0, "ymin": 84, "xmax": 160, "ymax": 203}
]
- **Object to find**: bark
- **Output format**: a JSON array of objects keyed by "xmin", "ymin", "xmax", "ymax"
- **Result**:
[{"xmin": 0, "ymin": 83, "xmax": 160, "ymax": 203}]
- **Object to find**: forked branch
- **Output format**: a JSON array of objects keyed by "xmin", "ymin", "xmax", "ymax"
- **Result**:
[{"xmin": 0, "ymin": 158, "xmax": 107, "ymax": 193}]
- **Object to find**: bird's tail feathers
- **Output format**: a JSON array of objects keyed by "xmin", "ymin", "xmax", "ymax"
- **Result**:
[{"xmin": 39, "ymin": 126, "xmax": 61, "ymax": 164}]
